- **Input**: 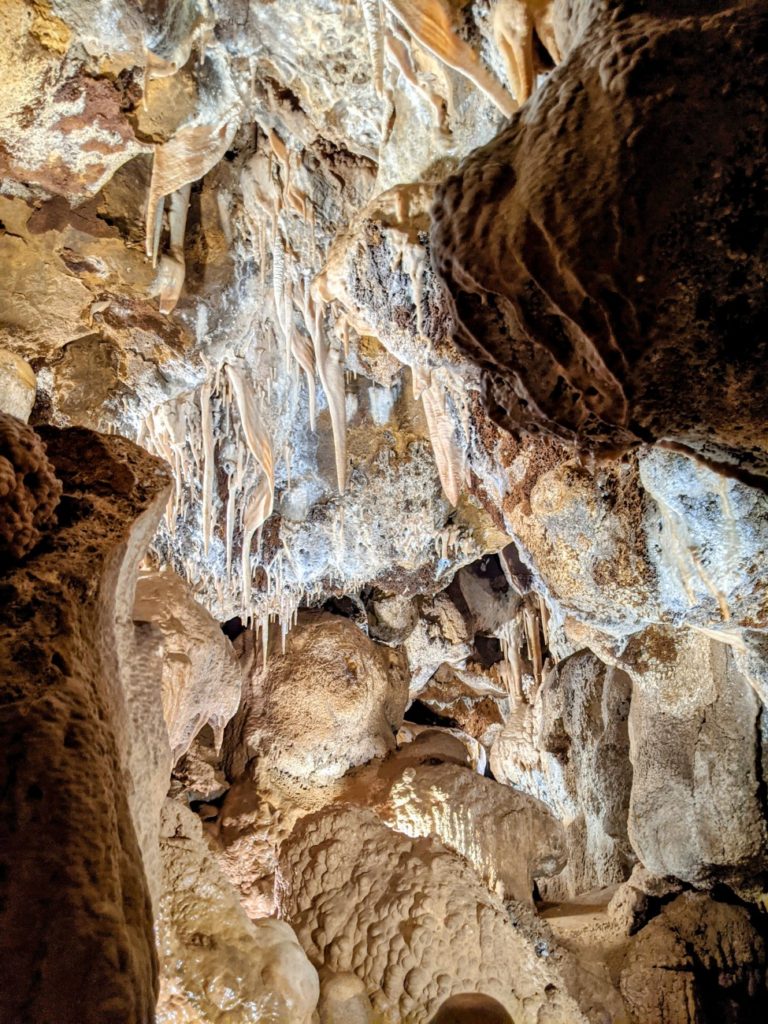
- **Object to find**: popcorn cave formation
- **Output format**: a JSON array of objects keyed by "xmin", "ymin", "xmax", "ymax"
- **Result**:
[{"xmin": 1, "ymin": 2, "xmax": 768, "ymax": 1023}]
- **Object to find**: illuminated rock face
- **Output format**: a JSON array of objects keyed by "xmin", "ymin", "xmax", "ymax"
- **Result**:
[
  {"xmin": 134, "ymin": 568, "xmax": 243, "ymax": 761},
  {"xmin": 2, "ymin": 1, "xmax": 768, "ymax": 1023},
  {"xmin": 237, "ymin": 610, "xmax": 410, "ymax": 784},
  {"xmin": 276, "ymin": 805, "xmax": 624, "ymax": 1024}
]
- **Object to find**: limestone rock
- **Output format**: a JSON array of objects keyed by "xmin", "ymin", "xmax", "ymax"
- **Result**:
[
  {"xmin": 626, "ymin": 627, "xmax": 768, "ymax": 895},
  {"xmin": 0, "ymin": 349, "xmax": 36, "ymax": 420},
  {"xmin": 432, "ymin": 0, "xmax": 768, "ymax": 480},
  {"xmin": 405, "ymin": 591, "xmax": 474, "ymax": 694},
  {"xmin": 0, "ymin": 0, "xmax": 148, "ymax": 200},
  {"xmin": 0, "ymin": 411, "xmax": 61, "ymax": 562},
  {"xmin": 134, "ymin": 568, "xmax": 243, "ymax": 761},
  {"xmin": 607, "ymin": 864, "xmax": 684, "ymax": 937},
  {"xmin": 158, "ymin": 799, "xmax": 319, "ymax": 1024},
  {"xmin": 491, "ymin": 651, "xmax": 634, "ymax": 900},
  {"xmin": 277, "ymin": 804, "xmax": 624, "ymax": 1024},
  {"xmin": 214, "ymin": 773, "xmax": 284, "ymax": 920},
  {"xmin": 238, "ymin": 611, "xmax": 409, "ymax": 783},
  {"xmin": 0, "ymin": 425, "xmax": 171, "ymax": 1024},
  {"xmin": 620, "ymin": 891, "xmax": 768, "ymax": 1023},
  {"xmin": 318, "ymin": 970, "xmax": 375, "ymax": 1024},
  {"xmin": 381, "ymin": 760, "xmax": 567, "ymax": 903}
]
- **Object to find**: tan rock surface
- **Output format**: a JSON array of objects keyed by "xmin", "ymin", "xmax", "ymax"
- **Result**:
[
  {"xmin": 134, "ymin": 568, "xmax": 243, "ymax": 761},
  {"xmin": 158, "ymin": 799, "xmax": 319, "ymax": 1024},
  {"xmin": 277, "ymin": 804, "xmax": 627, "ymax": 1024},
  {"xmin": 237, "ymin": 611, "xmax": 409, "ymax": 783}
]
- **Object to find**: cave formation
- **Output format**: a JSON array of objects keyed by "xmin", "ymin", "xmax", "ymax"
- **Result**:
[{"xmin": 1, "ymin": 1, "xmax": 767, "ymax": 1022}]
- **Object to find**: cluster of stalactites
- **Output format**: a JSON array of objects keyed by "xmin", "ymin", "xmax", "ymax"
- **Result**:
[
  {"xmin": 496, "ymin": 591, "xmax": 551, "ymax": 703},
  {"xmin": 360, "ymin": 0, "xmax": 562, "ymax": 137}
]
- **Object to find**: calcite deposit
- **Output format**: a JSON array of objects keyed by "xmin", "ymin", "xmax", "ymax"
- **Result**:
[{"xmin": 1, "ymin": 1, "xmax": 768, "ymax": 1022}]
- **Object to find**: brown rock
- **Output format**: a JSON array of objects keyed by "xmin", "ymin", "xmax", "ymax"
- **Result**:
[
  {"xmin": 0, "ymin": 411, "xmax": 61, "ymax": 563},
  {"xmin": 0, "ymin": 426, "xmax": 171, "ymax": 1024},
  {"xmin": 432, "ymin": 0, "xmax": 768, "ymax": 480},
  {"xmin": 620, "ymin": 891, "xmax": 768, "ymax": 1023}
]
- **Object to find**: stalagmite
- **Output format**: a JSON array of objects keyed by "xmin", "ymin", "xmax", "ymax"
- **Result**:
[{"xmin": 382, "ymin": 0, "xmax": 517, "ymax": 117}]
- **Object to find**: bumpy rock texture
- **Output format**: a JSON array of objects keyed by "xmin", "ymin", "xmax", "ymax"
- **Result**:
[
  {"xmin": 235, "ymin": 610, "xmax": 409, "ymax": 783},
  {"xmin": 158, "ymin": 800, "xmax": 318, "ymax": 1024},
  {"xmin": 0, "ymin": 424, "xmax": 170, "ymax": 1024},
  {"xmin": 0, "ymin": 411, "xmax": 61, "ymax": 561},
  {"xmin": 620, "ymin": 891, "xmax": 768, "ymax": 1023},
  {"xmin": 3, "ymin": 0, "xmax": 768, "ymax": 1022},
  {"xmin": 432, "ymin": 0, "xmax": 768, "ymax": 480},
  {"xmin": 277, "ymin": 805, "xmax": 624, "ymax": 1024}
]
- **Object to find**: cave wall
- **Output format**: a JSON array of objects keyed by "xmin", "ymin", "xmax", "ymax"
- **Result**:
[{"xmin": 1, "ymin": 1, "xmax": 768, "ymax": 1022}]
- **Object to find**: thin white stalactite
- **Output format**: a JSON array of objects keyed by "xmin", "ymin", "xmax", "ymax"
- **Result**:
[
  {"xmin": 413, "ymin": 367, "xmax": 464, "ymax": 507},
  {"xmin": 241, "ymin": 475, "xmax": 273, "ymax": 611},
  {"xmin": 200, "ymin": 380, "xmax": 215, "ymax": 556},
  {"xmin": 309, "ymin": 295, "xmax": 347, "ymax": 493},
  {"xmin": 145, "ymin": 116, "xmax": 237, "ymax": 261},
  {"xmin": 157, "ymin": 182, "xmax": 192, "ymax": 314},
  {"xmin": 360, "ymin": 0, "xmax": 385, "ymax": 96}
]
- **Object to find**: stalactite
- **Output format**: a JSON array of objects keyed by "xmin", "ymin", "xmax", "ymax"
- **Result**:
[
  {"xmin": 156, "ymin": 183, "xmax": 192, "ymax": 314},
  {"xmin": 538, "ymin": 593, "xmax": 550, "ymax": 648},
  {"xmin": 385, "ymin": 29, "xmax": 448, "ymax": 133},
  {"xmin": 224, "ymin": 364, "xmax": 275, "ymax": 516},
  {"xmin": 413, "ymin": 367, "xmax": 464, "ymax": 507},
  {"xmin": 216, "ymin": 189, "xmax": 234, "ymax": 245},
  {"xmin": 498, "ymin": 617, "xmax": 523, "ymax": 701},
  {"xmin": 272, "ymin": 231, "xmax": 287, "ymax": 337},
  {"xmin": 306, "ymin": 287, "xmax": 347, "ymax": 493},
  {"xmin": 491, "ymin": 0, "xmax": 562, "ymax": 105},
  {"xmin": 523, "ymin": 600, "xmax": 543, "ymax": 692},
  {"xmin": 145, "ymin": 116, "xmax": 237, "ymax": 263},
  {"xmin": 268, "ymin": 128, "xmax": 290, "ymax": 177},
  {"xmin": 382, "ymin": 0, "xmax": 516, "ymax": 117},
  {"xmin": 261, "ymin": 613, "xmax": 269, "ymax": 669},
  {"xmin": 241, "ymin": 475, "xmax": 273, "ymax": 612},
  {"xmin": 360, "ymin": 0, "xmax": 385, "ymax": 96},
  {"xmin": 200, "ymin": 380, "xmax": 215, "ymax": 556}
]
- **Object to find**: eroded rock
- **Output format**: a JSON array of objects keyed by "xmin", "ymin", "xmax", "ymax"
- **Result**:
[
  {"xmin": 134, "ymin": 567, "xmax": 242, "ymax": 761},
  {"xmin": 236, "ymin": 610, "xmax": 409, "ymax": 784},
  {"xmin": 0, "ymin": 425, "xmax": 171, "ymax": 1024},
  {"xmin": 432, "ymin": 0, "xmax": 768, "ymax": 480},
  {"xmin": 277, "ymin": 804, "xmax": 624, "ymax": 1024}
]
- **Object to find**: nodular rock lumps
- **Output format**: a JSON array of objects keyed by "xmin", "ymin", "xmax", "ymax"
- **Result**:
[{"xmin": 0, "ymin": 423, "xmax": 171, "ymax": 1024}]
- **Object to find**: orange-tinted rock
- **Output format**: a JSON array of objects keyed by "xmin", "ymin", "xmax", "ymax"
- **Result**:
[{"xmin": 0, "ymin": 426, "xmax": 170, "ymax": 1024}]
